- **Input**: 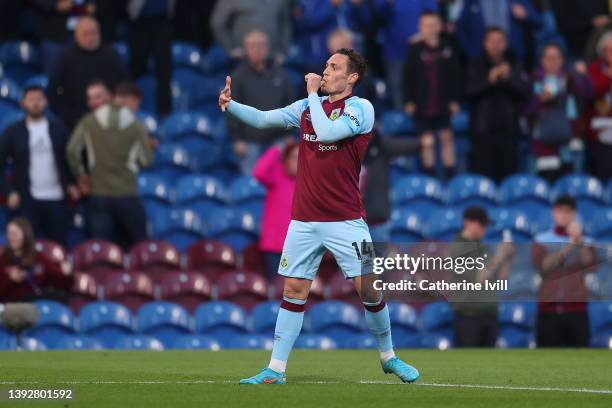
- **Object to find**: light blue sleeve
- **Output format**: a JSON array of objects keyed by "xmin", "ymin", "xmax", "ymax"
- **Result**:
[
  {"xmin": 307, "ymin": 93, "xmax": 375, "ymax": 143},
  {"xmin": 227, "ymin": 99, "xmax": 308, "ymax": 129}
]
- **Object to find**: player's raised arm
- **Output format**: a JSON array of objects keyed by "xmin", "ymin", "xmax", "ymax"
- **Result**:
[{"xmin": 219, "ymin": 75, "xmax": 302, "ymax": 130}]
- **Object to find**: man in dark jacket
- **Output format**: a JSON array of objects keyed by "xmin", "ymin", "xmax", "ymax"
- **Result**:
[
  {"xmin": 48, "ymin": 16, "xmax": 127, "ymax": 130},
  {"xmin": 0, "ymin": 86, "xmax": 79, "ymax": 245},
  {"xmin": 466, "ymin": 27, "xmax": 531, "ymax": 183},
  {"xmin": 403, "ymin": 11, "xmax": 461, "ymax": 179}
]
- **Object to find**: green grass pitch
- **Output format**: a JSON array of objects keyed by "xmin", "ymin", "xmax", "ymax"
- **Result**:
[{"xmin": 1, "ymin": 349, "xmax": 611, "ymax": 407}]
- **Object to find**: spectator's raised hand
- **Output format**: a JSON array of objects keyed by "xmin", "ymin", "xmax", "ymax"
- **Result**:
[
  {"xmin": 219, "ymin": 76, "xmax": 232, "ymax": 112},
  {"xmin": 7, "ymin": 266, "xmax": 26, "ymax": 283},
  {"xmin": 568, "ymin": 221, "xmax": 583, "ymax": 244}
]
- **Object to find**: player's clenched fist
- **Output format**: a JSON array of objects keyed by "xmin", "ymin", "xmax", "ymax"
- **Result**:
[
  {"xmin": 219, "ymin": 76, "xmax": 232, "ymax": 112},
  {"xmin": 304, "ymin": 73, "xmax": 322, "ymax": 94}
]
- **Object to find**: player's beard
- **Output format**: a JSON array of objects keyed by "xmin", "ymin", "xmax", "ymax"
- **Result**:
[{"xmin": 319, "ymin": 84, "xmax": 330, "ymax": 95}]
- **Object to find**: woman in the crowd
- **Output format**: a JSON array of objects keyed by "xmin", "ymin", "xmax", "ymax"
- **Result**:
[
  {"xmin": 587, "ymin": 32, "xmax": 612, "ymax": 180},
  {"xmin": 526, "ymin": 43, "xmax": 593, "ymax": 183},
  {"xmin": 0, "ymin": 218, "xmax": 73, "ymax": 303},
  {"xmin": 252, "ymin": 140, "xmax": 299, "ymax": 282}
]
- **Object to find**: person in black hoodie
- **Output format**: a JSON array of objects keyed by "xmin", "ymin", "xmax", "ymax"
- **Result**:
[
  {"xmin": 48, "ymin": 16, "xmax": 127, "ymax": 130},
  {"xmin": 403, "ymin": 11, "xmax": 461, "ymax": 180},
  {"xmin": 466, "ymin": 27, "xmax": 531, "ymax": 183},
  {"xmin": 0, "ymin": 86, "xmax": 79, "ymax": 246}
]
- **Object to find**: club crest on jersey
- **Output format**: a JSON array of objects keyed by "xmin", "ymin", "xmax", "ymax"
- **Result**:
[
  {"xmin": 329, "ymin": 108, "xmax": 341, "ymax": 120},
  {"xmin": 280, "ymin": 256, "xmax": 288, "ymax": 269}
]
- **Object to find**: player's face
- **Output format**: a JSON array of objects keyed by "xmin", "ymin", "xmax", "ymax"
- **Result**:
[
  {"xmin": 321, "ymin": 54, "xmax": 357, "ymax": 95},
  {"xmin": 21, "ymin": 90, "xmax": 47, "ymax": 118}
]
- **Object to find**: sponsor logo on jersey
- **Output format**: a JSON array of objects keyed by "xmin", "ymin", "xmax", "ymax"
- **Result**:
[
  {"xmin": 303, "ymin": 133, "xmax": 317, "ymax": 141},
  {"xmin": 329, "ymin": 108, "xmax": 341, "ymax": 120},
  {"xmin": 318, "ymin": 144, "xmax": 337, "ymax": 151},
  {"xmin": 343, "ymin": 111, "xmax": 360, "ymax": 127}
]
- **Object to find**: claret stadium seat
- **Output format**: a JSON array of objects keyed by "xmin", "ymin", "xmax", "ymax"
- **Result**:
[
  {"xmin": 70, "ymin": 272, "xmax": 98, "ymax": 314},
  {"xmin": 186, "ymin": 240, "xmax": 237, "ymax": 282},
  {"xmin": 217, "ymin": 271, "xmax": 268, "ymax": 312},
  {"xmin": 128, "ymin": 239, "xmax": 182, "ymax": 275},
  {"xmin": 103, "ymin": 271, "xmax": 155, "ymax": 313},
  {"xmin": 71, "ymin": 240, "xmax": 125, "ymax": 282},
  {"xmin": 158, "ymin": 271, "xmax": 212, "ymax": 313}
]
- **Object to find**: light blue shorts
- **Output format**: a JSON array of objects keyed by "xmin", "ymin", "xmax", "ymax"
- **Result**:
[{"xmin": 278, "ymin": 218, "xmax": 374, "ymax": 281}]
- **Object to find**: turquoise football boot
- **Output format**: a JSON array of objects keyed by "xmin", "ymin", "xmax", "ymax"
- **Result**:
[
  {"xmin": 382, "ymin": 357, "xmax": 420, "ymax": 383},
  {"xmin": 239, "ymin": 368, "xmax": 287, "ymax": 385}
]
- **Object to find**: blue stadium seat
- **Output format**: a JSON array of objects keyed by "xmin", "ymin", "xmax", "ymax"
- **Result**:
[
  {"xmin": 420, "ymin": 333, "xmax": 453, "ymax": 349},
  {"xmin": 591, "ymin": 333, "xmax": 612, "ymax": 348},
  {"xmin": 151, "ymin": 208, "xmax": 205, "ymax": 251},
  {"xmin": 499, "ymin": 174, "xmax": 551, "ymax": 220},
  {"xmin": 283, "ymin": 44, "xmax": 305, "ymax": 70},
  {"xmin": 113, "ymin": 335, "xmax": 164, "ymax": 350},
  {"xmin": 426, "ymin": 208, "xmax": 463, "ymax": 241},
  {"xmin": 390, "ymin": 209, "xmax": 425, "ymax": 243},
  {"xmin": 0, "ymin": 327, "xmax": 15, "ymax": 350},
  {"xmin": 138, "ymin": 173, "xmax": 173, "ymax": 205},
  {"xmin": 137, "ymin": 110, "xmax": 159, "ymax": 136},
  {"xmin": 202, "ymin": 44, "xmax": 229, "ymax": 74},
  {"xmin": 530, "ymin": 209, "xmax": 554, "ymax": 235},
  {"xmin": 387, "ymin": 302, "xmax": 420, "ymax": 348},
  {"xmin": 498, "ymin": 301, "xmax": 537, "ymax": 329},
  {"xmin": 207, "ymin": 209, "xmax": 260, "ymax": 252},
  {"xmin": 391, "ymin": 175, "xmax": 445, "ymax": 218},
  {"xmin": 485, "ymin": 208, "xmax": 533, "ymax": 243},
  {"xmin": 229, "ymin": 176, "xmax": 266, "ymax": 203},
  {"xmin": 307, "ymin": 301, "xmax": 363, "ymax": 348},
  {"xmin": 172, "ymin": 334, "xmax": 221, "ymax": 350},
  {"xmin": 589, "ymin": 302, "xmax": 612, "ymax": 342},
  {"xmin": 251, "ymin": 301, "xmax": 280, "ymax": 334},
  {"xmin": 54, "ymin": 335, "xmax": 104, "ymax": 350},
  {"xmin": 172, "ymin": 42, "xmax": 204, "ymax": 70},
  {"xmin": 194, "ymin": 301, "xmax": 248, "ymax": 347},
  {"xmin": 79, "ymin": 301, "xmax": 135, "ymax": 348},
  {"xmin": 24, "ymin": 300, "xmax": 76, "ymax": 348},
  {"xmin": 553, "ymin": 174, "xmax": 606, "ymax": 214},
  {"xmin": 497, "ymin": 327, "xmax": 535, "ymax": 348},
  {"xmin": 379, "ymin": 110, "xmax": 415, "ymax": 136},
  {"xmin": 447, "ymin": 173, "xmax": 498, "ymax": 208},
  {"xmin": 20, "ymin": 337, "xmax": 47, "ymax": 351},
  {"xmin": 0, "ymin": 105, "xmax": 22, "ymax": 133},
  {"xmin": 294, "ymin": 334, "xmax": 338, "ymax": 349},
  {"xmin": 151, "ymin": 144, "xmax": 197, "ymax": 180},
  {"xmin": 162, "ymin": 111, "xmax": 221, "ymax": 144},
  {"xmin": 451, "ymin": 109, "xmax": 469, "ymax": 133},
  {"xmin": 138, "ymin": 301, "xmax": 192, "ymax": 348},
  {"xmin": 228, "ymin": 334, "xmax": 274, "ymax": 350},
  {"xmin": 418, "ymin": 302, "xmax": 453, "ymax": 341},
  {"xmin": 137, "ymin": 75, "xmax": 184, "ymax": 113},
  {"xmin": 586, "ymin": 209, "xmax": 612, "ymax": 241},
  {"xmin": 175, "ymin": 175, "xmax": 228, "ymax": 216},
  {"xmin": 345, "ymin": 333, "xmax": 377, "ymax": 349},
  {"xmin": 23, "ymin": 74, "xmax": 48, "ymax": 90},
  {"xmin": 0, "ymin": 41, "xmax": 41, "ymax": 84}
]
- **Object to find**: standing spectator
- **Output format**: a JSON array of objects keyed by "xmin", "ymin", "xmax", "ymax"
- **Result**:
[
  {"xmin": 252, "ymin": 141, "xmax": 298, "ymax": 282},
  {"xmin": 361, "ymin": 128, "xmax": 421, "ymax": 244},
  {"xmin": 371, "ymin": 0, "xmax": 438, "ymax": 109},
  {"xmin": 66, "ymin": 81, "xmax": 153, "ymax": 249},
  {"xmin": 114, "ymin": 81, "xmax": 159, "ymax": 150},
  {"xmin": 211, "ymin": 0, "xmax": 291, "ymax": 62},
  {"xmin": 0, "ymin": 86, "xmax": 79, "ymax": 246},
  {"xmin": 48, "ymin": 16, "xmax": 127, "ymax": 130},
  {"xmin": 532, "ymin": 195, "xmax": 596, "ymax": 347},
  {"xmin": 586, "ymin": 32, "xmax": 612, "ymax": 180},
  {"xmin": 455, "ymin": 0, "xmax": 541, "ymax": 60},
  {"xmin": 403, "ymin": 11, "xmax": 461, "ymax": 179},
  {"xmin": 449, "ymin": 206, "xmax": 514, "ymax": 347},
  {"xmin": 126, "ymin": 0, "xmax": 175, "ymax": 118},
  {"xmin": 0, "ymin": 218, "xmax": 73, "ymax": 303},
  {"xmin": 466, "ymin": 28, "xmax": 531, "ymax": 183},
  {"xmin": 293, "ymin": 0, "xmax": 358, "ymax": 73},
  {"xmin": 173, "ymin": 0, "xmax": 218, "ymax": 51},
  {"xmin": 546, "ymin": 0, "xmax": 610, "ymax": 61},
  {"xmin": 29, "ymin": 0, "xmax": 97, "ymax": 74},
  {"xmin": 227, "ymin": 30, "xmax": 294, "ymax": 174},
  {"xmin": 526, "ymin": 44, "xmax": 593, "ymax": 183}
]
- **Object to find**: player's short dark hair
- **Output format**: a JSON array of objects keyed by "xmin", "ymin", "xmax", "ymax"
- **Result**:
[
  {"xmin": 463, "ymin": 206, "xmax": 490, "ymax": 226},
  {"xmin": 21, "ymin": 85, "xmax": 46, "ymax": 100},
  {"xmin": 334, "ymin": 48, "xmax": 367, "ymax": 85},
  {"xmin": 115, "ymin": 81, "xmax": 143, "ymax": 99},
  {"xmin": 553, "ymin": 195, "xmax": 577, "ymax": 210},
  {"xmin": 485, "ymin": 26, "xmax": 507, "ymax": 38}
]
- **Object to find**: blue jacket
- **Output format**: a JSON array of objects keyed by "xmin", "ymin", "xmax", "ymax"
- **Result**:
[
  {"xmin": 455, "ymin": 0, "xmax": 542, "ymax": 59},
  {"xmin": 373, "ymin": 0, "xmax": 438, "ymax": 61}
]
